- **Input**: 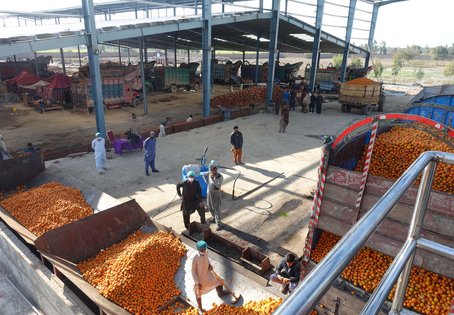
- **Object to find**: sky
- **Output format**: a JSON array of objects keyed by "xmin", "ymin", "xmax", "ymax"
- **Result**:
[{"xmin": 0, "ymin": 0, "xmax": 453, "ymax": 48}]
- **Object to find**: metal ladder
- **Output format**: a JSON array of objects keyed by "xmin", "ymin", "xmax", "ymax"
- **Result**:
[{"xmin": 274, "ymin": 151, "xmax": 454, "ymax": 315}]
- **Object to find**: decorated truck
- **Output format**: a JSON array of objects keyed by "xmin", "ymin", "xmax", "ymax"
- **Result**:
[
  {"xmin": 153, "ymin": 62, "xmax": 201, "ymax": 93},
  {"xmin": 301, "ymin": 114, "xmax": 454, "ymax": 314}
]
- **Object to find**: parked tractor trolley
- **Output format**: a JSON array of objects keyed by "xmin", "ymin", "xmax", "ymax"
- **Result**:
[{"xmin": 339, "ymin": 78, "xmax": 385, "ymax": 115}]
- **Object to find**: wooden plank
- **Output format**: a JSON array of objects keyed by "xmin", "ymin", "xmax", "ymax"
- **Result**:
[
  {"xmin": 324, "ymin": 181, "xmax": 454, "ymax": 237},
  {"xmin": 326, "ymin": 167, "xmax": 453, "ymax": 217},
  {"xmin": 361, "ymin": 194, "xmax": 454, "ymax": 238},
  {"xmin": 317, "ymin": 217, "xmax": 454, "ymax": 278}
]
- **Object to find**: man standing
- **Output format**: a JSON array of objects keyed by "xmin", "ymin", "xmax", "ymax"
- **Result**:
[
  {"xmin": 159, "ymin": 117, "xmax": 170, "ymax": 137},
  {"xmin": 192, "ymin": 240, "xmax": 240, "ymax": 313},
  {"xmin": 309, "ymin": 91, "xmax": 316, "ymax": 113},
  {"xmin": 202, "ymin": 161, "xmax": 224, "ymax": 231},
  {"xmin": 315, "ymin": 92, "xmax": 324, "ymax": 115},
  {"xmin": 143, "ymin": 131, "xmax": 159, "ymax": 176},
  {"xmin": 0, "ymin": 134, "xmax": 11, "ymax": 160},
  {"xmin": 177, "ymin": 171, "xmax": 206, "ymax": 230},
  {"xmin": 91, "ymin": 132, "xmax": 107, "ymax": 175},
  {"xmin": 230, "ymin": 126, "xmax": 243, "ymax": 165},
  {"xmin": 279, "ymin": 105, "xmax": 290, "ymax": 133},
  {"xmin": 269, "ymin": 253, "xmax": 301, "ymax": 294}
]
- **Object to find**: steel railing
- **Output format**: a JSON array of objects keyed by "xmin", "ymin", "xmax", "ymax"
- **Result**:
[{"xmin": 273, "ymin": 151, "xmax": 454, "ymax": 315}]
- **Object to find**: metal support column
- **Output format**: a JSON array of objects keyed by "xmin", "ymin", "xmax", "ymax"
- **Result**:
[
  {"xmin": 187, "ymin": 49, "xmax": 190, "ymax": 63},
  {"xmin": 118, "ymin": 41, "xmax": 122, "ymax": 65},
  {"xmin": 365, "ymin": 3, "xmax": 379, "ymax": 68},
  {"xmin": 309, "ymin": 0, "xmax": 325, "ymax": 93},
  {"xmin": 265, "ymin": 0, "xmax": 281, "ymax": 108},
  {"xmin": 13, "ymin": 55, "xmax": 18, "ymax": 75},
  {"xmin": 202, "ymin": 0, "xmax": 212, "ymax": 117},
  {"xmin": 82, "ymin": 0, "xmax": 106, "ymax": 137},
  {"xmin": 242, "ymin": 51, "xmax": 245, "ymax": 63},
  {"xmin": 222, "ymin": 0, "xmax": 225, "ymax": 13},
  {"xmin": 285, "ymin": 0, "xmax": 288, "ymax": 16},
  {"xmin": 259, "ymin": 0, "xmax": 264, "ymax": 12},
  {"xmin": 77, "ymin": 46, "xmax": 82, "ymax": 67},
  {"xmin": 34, "ymin": 52, "xmax": 39, "ymax": 78},
  {"xmin": 165, "ymin": 49, "xmax": 168, "ymax": 65},
  {"xmin": 60, "ymin": 48, "xmax": 66, "ymax": 75},
  {"xmin": 127, "ymin": 48, "xmax": 131, "ymax": 64},
  {"xmin": 195, "ymin": 0, "xmax": 198, "ymax": 15},
  {"xmin": 255, "ymin": 32, "xmax": 261, "ymax": 84},
  {"xmin": 139, "ymin": 38, "xmax": 148, "ymax": 116},
  {"xmin": 145, "ymin": 46, "xmax": 148, "ymax": 63},
  {"xmin": 146, "ymin": 5, "xmax": 149, "ymax": 18},
  {"xmin": 340, "ymin": 0, "xmax": 357, "ymax": 82},
  {"xmin": 174, "ymin": 35, "xmax": 177, "ymax": 67}
]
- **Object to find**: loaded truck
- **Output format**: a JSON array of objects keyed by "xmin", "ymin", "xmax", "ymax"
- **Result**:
[
  {"xmin": 153, "ymin": 62, "xmax": 201, "ymax": 93},
  {"xmin": 289, "ymin": 114, "xmax": 454, "ymax": 314},
  {"xmin": 339, "ymin": 77, "xmax": 385, "ymax": 115},
  {"xmin": 212, "ymin": 60, "xmax": 242, "ymax": 84}
]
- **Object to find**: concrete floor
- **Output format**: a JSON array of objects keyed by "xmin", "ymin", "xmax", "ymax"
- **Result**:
[{"xmin": 48, "ymin": 97, "xmax": 411, "ymax": 266}]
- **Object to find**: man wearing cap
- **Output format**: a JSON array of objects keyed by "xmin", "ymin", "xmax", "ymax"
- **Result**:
[
  {"xmin": 143, "ymin": 131, "xmax": 159, "ymax": 176},
  {"xmin": 192, "ymin": 240, "xmax": 239, "ymax": 312},
  {"xmin": 91, "ymin": 132, "xmax": 107, "ymax": 175},
  {"xmin": 230, "ymin": 126, "xmax": 244, "ymax": 165},
  {"xmin": 177, "ymin": 171, "xmax": 206, "ymax": 230},
  {"xmin": 202, "ymin": 160, "xmax": 224, "ymax": 230}
]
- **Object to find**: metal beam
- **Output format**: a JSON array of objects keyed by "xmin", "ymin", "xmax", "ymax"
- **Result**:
[
  {"xmin": 340, "ymin": 0, "xmax": 356, "ymax": 82},
  {"xmin": 202, "ymin": 0, "xmax": 212, "ymax": 117},
  {"xmin": 34, "ymin": 52, "xmax": 39, "ymax": 78},
  {"xmin": 0, "ymin": 10, "xmax": 82, "ymax": 18},
  {"xmin": 255, "ymin": 32, "xmax": 261, "ymax": 84},
  {"xmin": 365, "ymin": 3, "xmax": 378, "ymax": 67},
  {"xmin": 139, "ymin": 37, "xmax": 148, "ymax": 115},
  {"xmin": 82, "ymin": 0, "xmax": 106, "ymax": 137},
  {"xmin": 309, "ymin": 0, "xmax": 325, "ymax": 93},
  {"xmin": 265, "ymin": 0, "xmax": 280, "ymax": 108},
  {"xmin": 60, "ymin": 48, "xmax": 66, "ymax": 75}
]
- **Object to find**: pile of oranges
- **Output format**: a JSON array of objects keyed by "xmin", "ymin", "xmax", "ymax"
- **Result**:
[
  {"xmin": 161, "ymin": 298, "xmax": 287, "ymax": 315},
  {"xmin": 0, "ymin": 182, "xmax": 93, "ymax": 236},
  {"xmin": 355, "ymin": 126, "xmax": 454, "ymax": 194},
  {"xmin": 312, "ymin": 231, "xmax": 454, "ymax": 314},
  {"xmin": 78, "ymin": 230, "xmax": 187, "ymax": 314}
]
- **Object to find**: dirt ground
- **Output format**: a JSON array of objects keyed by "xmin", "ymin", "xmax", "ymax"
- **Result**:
[
  {"xmin": 0, "ymin": 83, "xmax": 420, "ymax": 153},
  {"xmin": 0, "ymin": 84, "xmax": 236, "ymax": 153}
]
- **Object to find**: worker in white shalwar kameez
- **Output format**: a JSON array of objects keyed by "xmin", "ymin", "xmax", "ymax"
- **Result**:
[
  {"xmin": 192, "ymin": 240, "xmax": 230, "ymax": 313},
  {"xmin": 202, "ymin": 160, "xmax": 224, "ymax": 231},
  {"xmin": 91, "ymin": 132, "xmax": 107, "ymax": 174}
]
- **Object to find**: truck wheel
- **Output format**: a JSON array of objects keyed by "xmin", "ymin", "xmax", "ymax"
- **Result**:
[
  {"xmin": 170, "ymin": 84, "xmax": 178, "ymax": 93},
  {"xmin": 186, "ymin": 85, "xmax": 191, "ymax": 91},
  {"xmin": 132, "ymin": 98, "xmax": 141, "ymax": 107},
  {"xmin": 362, "ymin": 104, "xmax": 372, "ymax": 115},
  {"xmin": 194, "ymin": 82, "xmax": 200, "ymax": 91}
]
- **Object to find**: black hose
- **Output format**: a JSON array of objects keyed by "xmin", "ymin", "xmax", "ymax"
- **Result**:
[{"xmin": 219, "ymin": 165, "xmax": 284, "ymax": 200}]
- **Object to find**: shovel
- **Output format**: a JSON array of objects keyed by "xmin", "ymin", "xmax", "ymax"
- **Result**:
[{"xmin": 211, "ymin": 269, "xmax": 241, "ymax": 304}]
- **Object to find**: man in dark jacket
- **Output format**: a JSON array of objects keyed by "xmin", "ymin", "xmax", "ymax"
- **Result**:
[
  {"xmin": 315, "ymin": 92, "xmax": 324, "ymax": 115},
  {"xmin": 269, "ymin": 253, "xmax": 301, "ymax": 294},
  {"xmin": 177, "ymin": 171, "xmax": 206, "ymax": 230},
  {"xmin": 230, "ymin": 126, "xmax": 244, "ymax": 165},
  {"xmin": 309, "ymin": 91, "xmax": 316, "ymax": 113}
]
